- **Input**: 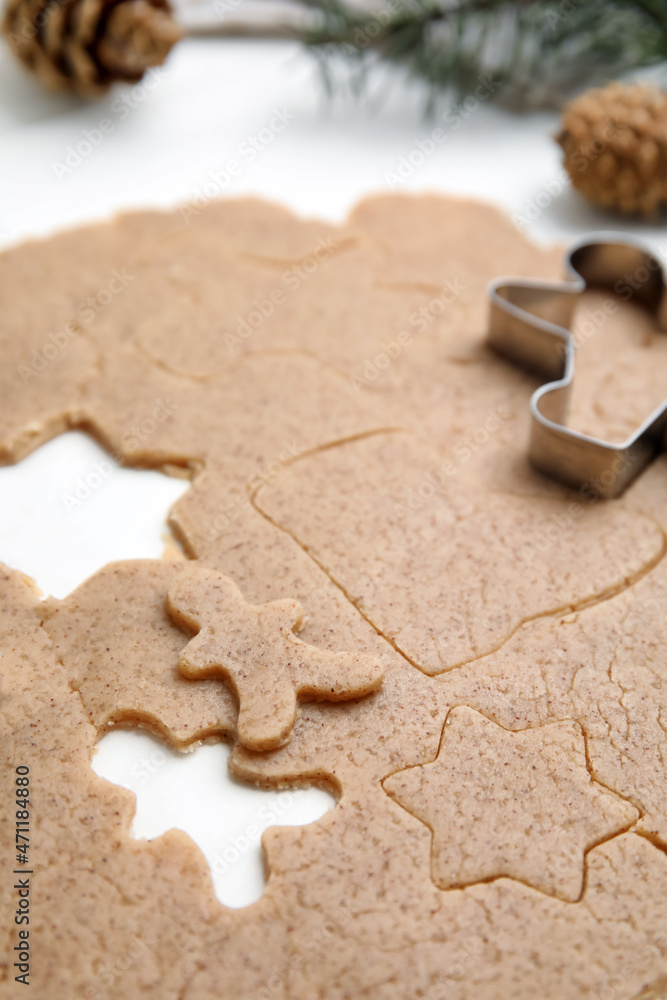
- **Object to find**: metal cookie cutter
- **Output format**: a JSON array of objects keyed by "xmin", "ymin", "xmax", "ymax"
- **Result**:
[{"xmin": 488, "ymin": 233, "xmax": 667, "ymax": 498}]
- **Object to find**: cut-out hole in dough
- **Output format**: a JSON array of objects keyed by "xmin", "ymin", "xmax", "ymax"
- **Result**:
[
  {"xmin": 0, "ymin": 431, "xmax": 189, "ymax": 597},
  {"xmin": 92, "ymin": 729, "xmax": 335, "ymax": 908}
]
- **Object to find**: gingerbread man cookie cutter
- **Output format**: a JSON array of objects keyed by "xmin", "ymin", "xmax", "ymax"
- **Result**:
[{"xmin": 488, "ymin": 233, "xmax": 667, "ymax": 498}]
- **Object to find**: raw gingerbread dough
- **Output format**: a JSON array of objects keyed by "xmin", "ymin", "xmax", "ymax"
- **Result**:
[
  {"xmin": 166, "ymin": 564, "xmax": 383, "ymax": 751},
  {"xmin": 2, "ymin": 194, "xmax": 667, "ymax": 1000}
]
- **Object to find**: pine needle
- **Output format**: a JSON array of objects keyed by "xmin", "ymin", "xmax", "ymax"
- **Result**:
[{"xmin": 297, "ymin": 0, "xmax": 667, "ymax": 110}]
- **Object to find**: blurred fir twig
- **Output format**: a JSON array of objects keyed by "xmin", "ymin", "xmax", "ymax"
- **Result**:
[{"xmin": 188, "ymin": 0, "xmax": 667, "ymax": 110}]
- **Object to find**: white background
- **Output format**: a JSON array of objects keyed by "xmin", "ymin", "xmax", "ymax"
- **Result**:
[
  {"xmin": 1, "ymin": 23, "xmax": 666, "ymax": 250},
  {"xmin": 1, "ymin": 21, "xmax": 665, "ymax": 907}
]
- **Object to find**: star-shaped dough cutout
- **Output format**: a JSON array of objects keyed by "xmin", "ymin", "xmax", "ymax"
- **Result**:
[
  {"xmin": 383, "ymin": 707, "xmax": 639, "ymax": 902},
  {"xmin": 166, "ymin": 564, "xmax": 384, "ymax": 752}
]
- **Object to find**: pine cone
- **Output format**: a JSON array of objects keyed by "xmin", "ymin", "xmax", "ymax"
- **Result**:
[
  {"xmin": 557, "ymin": 82, "xmax": 667, "ymax": 217},
  {"xmin": 2, "ymin": 0, "xmax": 183, "ymax": 97}
]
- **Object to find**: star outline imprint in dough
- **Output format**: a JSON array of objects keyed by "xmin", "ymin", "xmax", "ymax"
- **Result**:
[
  {"xmin": 166, "ymin": 564, "xmax": 384, "ymax": 752},
  {"xmin": 383, "ymin": 707, "xmax": 639, "ymax": 902}
]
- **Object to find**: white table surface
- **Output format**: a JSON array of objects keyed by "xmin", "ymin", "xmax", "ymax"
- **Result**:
[
  {"xmin": 1, "ymin": 29, "xmax": 665, "ymax": 251},
  {"xmin": 1, "ymin": 27, "xmax": 665, "ymax": 908}
]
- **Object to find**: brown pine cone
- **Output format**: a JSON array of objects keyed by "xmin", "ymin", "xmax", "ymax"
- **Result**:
[
  {"xmin": 557, "ymin": 81, "xmax": 667, "ymax": 217},
  {"xmin": 2, "ymin": 0, "xmax": 183, "ymax": 97}
]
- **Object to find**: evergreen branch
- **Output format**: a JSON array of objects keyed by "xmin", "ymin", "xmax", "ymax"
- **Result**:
[
  {"xmin": 296, "ymin": 0, "xmax": 667, "ymax": 109},
  {"xmin": 182, "ymin": 0, "xmax": 667, "ymax": 110}
]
